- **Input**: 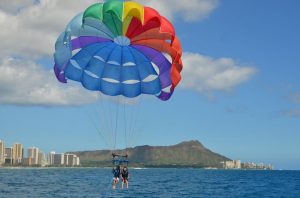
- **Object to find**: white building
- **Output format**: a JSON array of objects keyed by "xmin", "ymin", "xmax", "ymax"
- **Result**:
[
  {"xmin": 0, "ymin": 140, "xmax": 4, "ymax": 165},
  {"xmin": 47, "ymin": 152, "xmax": 80, "ymax": 166},
  {"xmin": 47, "ymin": 152, "xmax": 55, "ymax": 165},
  {"xmin": 235, "ymin": 160, "xmax": 241, "ymax": 169},
  {"xmin": 38, "ymin": 151, "xmax": 46, "ymax": 166},
  {"xmin": 53, "ymin": 154, "xmax": 64, "ymax": 166},
  {"xmin": 68, "ymin": 155, "xmax": 75, "ymax": 166},
  {"xmin": 74, "ymin": 156, "xmax": 80, "ymax": 166},
  {"xmin": 64, "ymin": 154, "xmax": 80, "ymax": 166},
  {"xmin": 27, "ymin": 147, "xmax": 39, "ymax": 165},
  {"xmin": 224, "ymin": 160, "xmax": 242, "ymax": 169},
  {"xmin": 64, "ymin": 154, "xmax": 71, "ymax": 166},
  {"xmin": 243, "ymin": 162, "xmax": 257, "ymax": 169},
  {"xmin": 225, "ymin": 161, "xmax": 235, "ymax": 169}
]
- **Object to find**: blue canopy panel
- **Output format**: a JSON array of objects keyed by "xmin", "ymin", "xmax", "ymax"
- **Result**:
[
  {"xmin": 54, "ymin": 13, "xmax": 116, "ymax": 71},
  {"xmin": 66, "ymin": 13, "xmax": 114, "ymax": 40},
  {"xmin": 64, "ymin": 42, "xmax": 161, "ymax": 98}
]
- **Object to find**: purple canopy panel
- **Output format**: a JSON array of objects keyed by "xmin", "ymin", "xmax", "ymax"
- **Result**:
[
  {"xmin": 159, "ymin": 91, "xmax": 173, "ymax": 101},
  {"xmin": 54, "ymin": 64, "xmax": 67, "ymax": 83},
  {"xmin": 132, "ymin": 45, "xmax": 173, "ymax": 100}
]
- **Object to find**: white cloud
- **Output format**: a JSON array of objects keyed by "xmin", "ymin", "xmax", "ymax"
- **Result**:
[
  {"xmin": 0, "ymin": 0, "xmax": 35, "ymax": 13},
  {"xmin": 0, "ymin": 0, "xmax": 98, "ymax": 58},
  {"xmin": 0, "ymin": 57, "xmax": 98, "ymax": 106},
  {"xmin": 181, "ymin": 53, "xmax": 256, "ymax": 94},
  {"xmin": 0, "ymin": 0, "xmax": 218, "ymax": 58},
  {"xmin": 0, "ymin": 51, "xmax": 256, "ymax": 106}
]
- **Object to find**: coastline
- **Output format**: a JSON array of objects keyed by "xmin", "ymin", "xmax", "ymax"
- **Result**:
[{"xmin": 0, "ymin": 166, "xmax": 281, "ymax": 170}]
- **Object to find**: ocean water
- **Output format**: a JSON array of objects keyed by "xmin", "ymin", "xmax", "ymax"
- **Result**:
[{"xmin": 0, "ymin": 168, "xmax": 299, "ymax": 198}]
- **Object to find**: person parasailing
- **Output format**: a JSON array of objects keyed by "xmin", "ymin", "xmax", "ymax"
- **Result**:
[
  {"xmin": 112, "ymin": 165, "xmax": 121, "ymax": 189},
  {"xmin": 112, "ymin": 153, "xmax": 129, "ymax": 189},
  {"xmin": 121, "ymin": 166, "xmax": 129, "ymax": 189}
]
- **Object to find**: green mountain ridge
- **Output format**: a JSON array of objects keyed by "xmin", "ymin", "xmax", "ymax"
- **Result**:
[{"xmin": 71, "ymin": 140, "xmax": 230, "ymax": 168}]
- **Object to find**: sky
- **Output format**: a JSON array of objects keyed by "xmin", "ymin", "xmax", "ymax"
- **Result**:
[{"xmin": 0, "ymin": 0, "xmax": 299, "ymax": 170}]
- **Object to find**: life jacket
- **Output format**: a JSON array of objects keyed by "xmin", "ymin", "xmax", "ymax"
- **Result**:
[
  {"xmin": 122, "ymin": 169, "xmax": 128, "ymax": 177},
  {"xmin": 113, "ymin": 168, "xmax": 120, "ymax": 177}
]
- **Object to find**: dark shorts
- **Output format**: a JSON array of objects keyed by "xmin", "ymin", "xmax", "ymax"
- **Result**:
[{"xmin": 122, "ymin": 177, "xmax": 128, "ymax": 182}]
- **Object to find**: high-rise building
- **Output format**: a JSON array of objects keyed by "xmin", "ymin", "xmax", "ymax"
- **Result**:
[
  {"xmin": 23, "ymin": 157, "xmax": 33, "ymax": 166},
  {"xmin": 64, "ymin": 154, "xmax": 80, "ymax": 166},
  {"xmin": 224, "ymin": 160, "xmax": 242, "ymax": 169},
  {"xmin": 38, "ymin": 151, "xmax": 45, "ymax": 166},
  {"xmin": 74, "ymin": 156, "xmax": 80, "ymax": 166},
  {"xmin": 0, "ymin": 140, "xmax": 4, "ymax": 165},
  {"xmin": 12, "ymin": 143, "xmax": 23, "ymax": 164},
  {"xmin": 64, "ymin": 154, "xmax": 70, "ymax": 166},
  {"xmin": 27, "ymin": 147, "xmax": 39, "ymax": 165},
  {"xmin": 53, "ymin": 154, "xmax": 64, "ymax": 166},
  {"xmin": 48, "ymin": 152, "xmax": 55, "ymax": 165},
  {"xmin": 235, "ymin": 160, "xmax": 241, "ymax": 169},
  {"xmin": 5, "ymin": 147, "xmax": 13, "ymax": 165}
]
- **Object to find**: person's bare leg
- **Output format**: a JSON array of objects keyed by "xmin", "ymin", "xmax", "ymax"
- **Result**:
[
  {"xmin": 112, "ymin": 180, "xmax": 117, "ymax": 189},
  {"xmin": 126, "ymin": 181, "xmax": 129, "ymax": 189},
  {"xmin": 122, "ymin": 181, "xmax": 124, "ymax": 189}
]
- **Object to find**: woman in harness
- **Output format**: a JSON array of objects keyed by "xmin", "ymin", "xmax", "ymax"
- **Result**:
[
  {"xmin": 121, "ymin": 166, "xmax": 129, "ymax": 189},
  {"xmin": 112, "ymin": 165, "xmax": 121, "ymax": 189}
]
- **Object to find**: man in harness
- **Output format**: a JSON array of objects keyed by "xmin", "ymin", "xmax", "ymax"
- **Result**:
[
  {"xmin": 121, "ymin": 166, "xmax": 129, "ymax": 189},
  {"xmin": 111, "ymin": 153, "xmax": 129, "ymax": 189}
]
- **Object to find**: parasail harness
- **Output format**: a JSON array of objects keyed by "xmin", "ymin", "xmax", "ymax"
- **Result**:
[{"xmin": 112, "ymin": 153, "xmax": 129, "ymax": 166}]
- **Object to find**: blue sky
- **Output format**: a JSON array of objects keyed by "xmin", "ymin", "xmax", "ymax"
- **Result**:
[{"xmin": 0, "ymin": 0, "xmax": 300, "ymax": 170}]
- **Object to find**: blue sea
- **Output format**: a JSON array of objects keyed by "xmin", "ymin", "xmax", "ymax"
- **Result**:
[{"xmin": 0, "ymin": 168, "xmax": 299, "ymax": 198}]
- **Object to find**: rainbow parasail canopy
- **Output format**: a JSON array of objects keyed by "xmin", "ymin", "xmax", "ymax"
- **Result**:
[{"xmin": 53, "ymin": 0, "xmax": 183, "ymax": 101}]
